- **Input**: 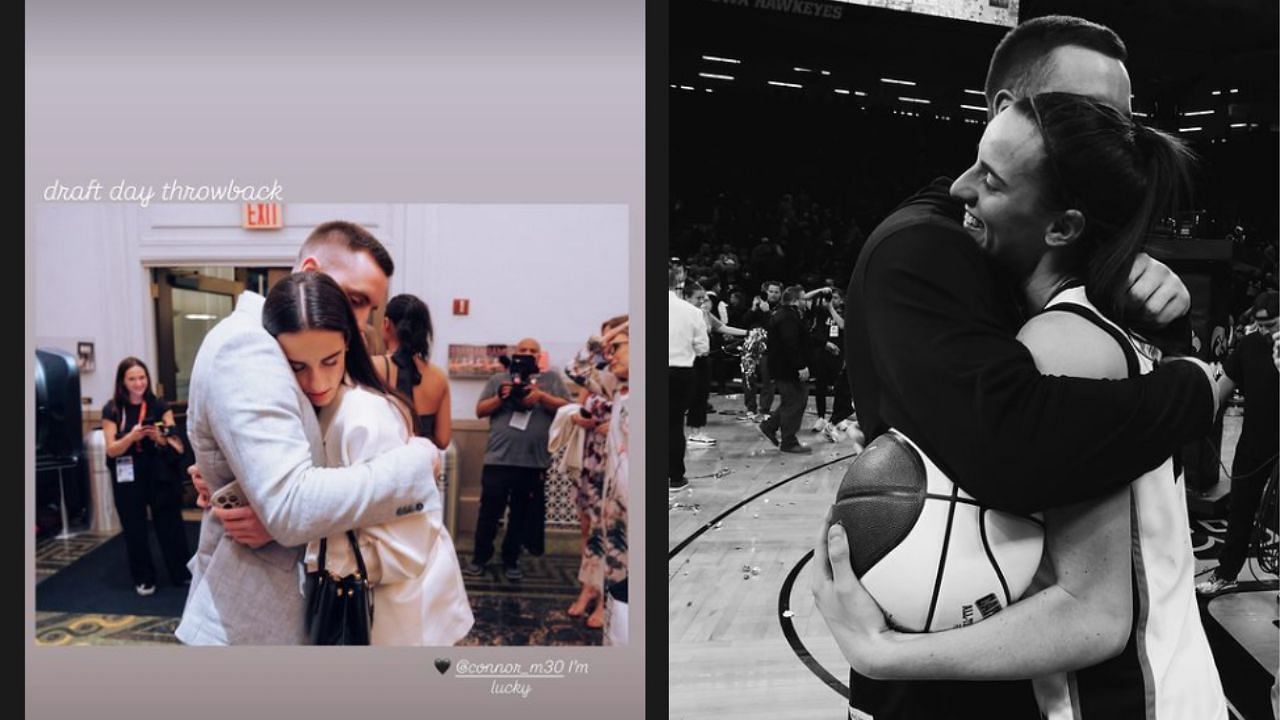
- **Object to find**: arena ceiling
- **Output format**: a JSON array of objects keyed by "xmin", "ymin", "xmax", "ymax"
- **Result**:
[{"xmin": 670, "ymin": 0, "xmax": 1278, "ymax": 132}]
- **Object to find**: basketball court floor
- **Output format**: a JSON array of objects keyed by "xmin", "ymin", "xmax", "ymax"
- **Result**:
[{"xmin": 669, "ymin": 392, "xmax": 1279, "ymax": 720}]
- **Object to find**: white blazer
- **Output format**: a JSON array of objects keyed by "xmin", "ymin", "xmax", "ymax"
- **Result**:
[
  {"xmin": 306, "ymin": 383, "xmax": 474, "ymax": 646},
  {"xmin": 177, "ymin": 291, "xmax": 439, "ymax": 646}
]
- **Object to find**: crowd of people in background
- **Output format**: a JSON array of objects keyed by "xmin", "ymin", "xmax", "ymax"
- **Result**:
[
  {"xmin": 667, "ymin": 180, "xmax": 1277, "ymax": 512},
  {"xmin": 91, "ymin": 221, "xmax": 630, "ymax": 647},
  {"xmin": 667, "ymin": 252, "xmax": 866, "ymax": 491},
  {"xmin": 557, "ymin": 316, "xmax": 631, "ymax": 644}
]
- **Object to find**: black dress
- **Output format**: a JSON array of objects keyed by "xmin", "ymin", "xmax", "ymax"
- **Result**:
[{"xmin": 384, "ymin": 354, "xmax": 441, "ymax": 444}]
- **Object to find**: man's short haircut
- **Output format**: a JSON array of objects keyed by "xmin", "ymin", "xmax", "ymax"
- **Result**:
[
  {"xmin": 984, "ymin": 15, "xmax": 1127, "ymax": 105},
  {"xmin": 669, "ymin": 259, "xmax": 685, "ymax": 288},
  {"xmin": 299, "ymin": 221, "xmax": 395, "ymax": 277},
  {"xmin": 682, "ymin": 280, "xmax": 706, "ymax": 299},
  {"xmin": 782, "ymin": 284, "xmax": 805, "ymax": 304},
  {"xmin": 761, "ymin": 280, "xmax": 783, "ymax": 292}
]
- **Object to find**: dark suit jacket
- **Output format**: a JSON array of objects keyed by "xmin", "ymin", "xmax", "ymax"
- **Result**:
[{"xmin": 766, "ymin": 304, "xmax": 809, "ymax": 381}]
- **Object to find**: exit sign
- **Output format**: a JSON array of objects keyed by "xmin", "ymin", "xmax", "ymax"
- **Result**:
[{"xmin": 243, "ymin": 203, "xmax": 282, "ymax": 229}]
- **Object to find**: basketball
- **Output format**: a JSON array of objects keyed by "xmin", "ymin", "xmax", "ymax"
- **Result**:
[{"xmin": 827, "ymin": 430, "xmax": 1044, "ymax": 632}]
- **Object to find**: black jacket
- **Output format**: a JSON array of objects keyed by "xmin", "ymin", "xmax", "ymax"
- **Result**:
[
  {"xmin": 766, "ymin": 304, "xmax": 809, "ymax": 381},
  {"xmin": 843, "ymin": 178, "xmax": 1214, "ymax": 720},
  {"xmin": 846, "ymin": 177, "xmax": 1211, "ymax": 515}
]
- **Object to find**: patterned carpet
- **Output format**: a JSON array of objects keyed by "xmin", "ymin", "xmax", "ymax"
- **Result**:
[
  {"xmin": 35, "ymin": 530, "xmax": 116, "ymax": 582},
  {"xmin": 34, "ymin": 531, "xmax": 602, "ymax": 646},
  {"xmin": 35, "ymin": 611, "xmax": 181, "ymax": 646}
]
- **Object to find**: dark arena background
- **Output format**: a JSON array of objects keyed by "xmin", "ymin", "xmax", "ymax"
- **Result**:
[{"xmin": 668, "ymin": 1, "xmax": 1278, "ymax": 718}]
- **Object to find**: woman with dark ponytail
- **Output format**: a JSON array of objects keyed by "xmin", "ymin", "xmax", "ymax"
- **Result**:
[
  {"xmin": 814, "ymin": 93, "xmax": 1226, "ymax": 719},
  {"xmin": 376, "ymin": 294, "xmax": 452, "ymax": 450},
  {"xmin": 263, "ymin": 272, "xmax": 473, "ymax": 645}
]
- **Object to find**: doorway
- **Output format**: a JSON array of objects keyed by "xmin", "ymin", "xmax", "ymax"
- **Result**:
[{"xmin": 151, "ymin": 266, "xmax": 292, "ymax": 403}]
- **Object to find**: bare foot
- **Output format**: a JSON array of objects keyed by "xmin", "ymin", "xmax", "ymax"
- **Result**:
[
  {"xmin": 568, "ymin": 592, "xmax": 593, "ymax": 617},
  {"xmin": 586, "ymin": 606, "xmax": 605, "ymax": 629}
]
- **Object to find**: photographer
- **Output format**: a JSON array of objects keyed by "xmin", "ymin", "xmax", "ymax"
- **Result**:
[
  {"xmin": 464, "ymin": 337, "xmax": 572, "ymax": 580},
  {"xmin": 101, "ymin": 357, "xmax": 191, "ymax": 596},
  {"xmin": 808, "ymin": 287, "xmax": 856, "ymax": 442}
]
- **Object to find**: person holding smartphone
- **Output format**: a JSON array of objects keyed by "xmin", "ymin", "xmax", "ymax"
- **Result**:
[{"xmin": 101, "ymin": 356, "xmax": 191, "ymax": 596}]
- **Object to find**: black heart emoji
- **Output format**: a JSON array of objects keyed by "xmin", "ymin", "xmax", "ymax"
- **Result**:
[{"xmin": 434, "ymin": 657, "xmax": 451, "ymax": 674}]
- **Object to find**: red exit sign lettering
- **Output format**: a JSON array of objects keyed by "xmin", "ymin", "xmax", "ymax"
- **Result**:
[
  {"xmin": 243, "ymin": 203, "xmax": 282, "ymax": 229},
  {"xmin": 452, "ymin": 298, "xmax": 470, "ymax": 315}
]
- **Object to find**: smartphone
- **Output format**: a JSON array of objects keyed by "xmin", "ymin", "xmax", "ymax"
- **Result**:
[{"xmin": 210, "ymin": 480, "xmax": 247, "ymax": 510}]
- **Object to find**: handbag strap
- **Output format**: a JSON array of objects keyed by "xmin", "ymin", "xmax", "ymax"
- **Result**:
[
  {"xmin": 345, "ymin": 530, "xmax": 369, "ymax": 580},
  {"xmin": 315, "ymin": 531, "xmax": 370, "ymax": 580}
]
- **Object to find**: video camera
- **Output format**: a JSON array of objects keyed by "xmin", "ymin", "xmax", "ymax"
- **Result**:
[{"xmin": 497, "ymin": 353, "xmax": 540, "ymax": 408}]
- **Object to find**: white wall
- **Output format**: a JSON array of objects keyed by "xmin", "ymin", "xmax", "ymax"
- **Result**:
[
  {"xmin": 412, "ymin": 204, "xmax": 629, "ymax": 410},
  {"xmin": 33, "ymin": 203, "xmax": 628, "ymax": 414},
  {"xmin": 35, "ymin": 204, "xmax": 140, "ymax": 410}
]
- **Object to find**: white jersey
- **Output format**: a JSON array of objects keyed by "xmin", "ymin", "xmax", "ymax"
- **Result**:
[{"xmin": 1031, "ymin": 287, "xmax": 1226, "ymax": 720}]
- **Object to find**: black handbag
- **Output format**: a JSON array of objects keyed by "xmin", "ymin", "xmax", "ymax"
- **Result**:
[{"xmin": 305, "ymin": 531, "xmax": 374, "ymax": 645}]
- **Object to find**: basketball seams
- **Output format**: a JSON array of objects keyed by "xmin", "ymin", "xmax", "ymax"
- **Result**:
[
  {"xmin": 923, "ymin": 483, "xmax": 961, "ymax": 632},
  {"xmin": 979, "ymin": 507, "xmax": 1014, "ymax": 606},
  {"xmin": 835, "ymin": 494, "xmax": 929, "ymax": 576},
  {"xmin": 834, "ymin": 432, "xmax": 933, "ymax": 576},
  {"xmin": 835, "ymin": 429, "xmax": 1044, "ymax": 633}
]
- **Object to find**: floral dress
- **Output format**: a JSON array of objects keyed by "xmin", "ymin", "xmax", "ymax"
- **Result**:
[
  {"xmin": 602, "ymin": 388, "xmax": 629, "ymax": 598},
  {"xmin": 564, "ymin": 349, "xmax": 619, "ymax": 590},
  {"xmin": 577, "ymin": 393, "xmax": 611, "ymax": 587}
]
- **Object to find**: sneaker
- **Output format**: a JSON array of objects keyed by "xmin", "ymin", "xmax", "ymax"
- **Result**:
[
  {"xmin": 687, "ymin": 433, "xmax": 717, "ymax": 446},
  {"xmin": 135, "ymin": 583, "xmax": 156, "ymax": 597},
  {"xmin": 1195, "ymin": 574, "xmax": 1237, "ymax": 596},
  {"xmin": 780, "ymin": 442, "xmax": 812, "ymax": 454},
  {"xmin": 846, "ymin": 424, "xmax": 866, "ymax": 447},
  {"xmin": 835, "ymin": 419, "xmax": 852, "ymax": 432},
  {"xmin": 738, "ymin": 413, "xmax": 758, "ymax": 423},
  {"xmin": 461, "ymin": 563, "xmax": 486, "ymax": 577},
  {"xmin": 759, "ymin": 424, "xmax": 780, "ymax": 447},
  {"xmin": 812, "ymin": 417, "xmax": 828, "ymax": 432},
  {"xmin": 669, "ymin": 477, "xmax": 690, "ymax": 491},
  {"xmin": 504, "ymin": 565, "xmax": 524, "ymax": 580},
  {"xmin": 823, "ymin": 425, "xmax": 843, "ymax": 443}
]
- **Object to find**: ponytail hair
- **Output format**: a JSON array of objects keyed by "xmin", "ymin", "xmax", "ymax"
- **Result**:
[
  {"xmin": 384, "ymin": 293, "xmax": 433, "ymax": 400},
  {"xmin": 1017, "ymin": 92, "xmax": 1196, "ymax": 326},
  {"xmin": 385, "ymin": 294, "xmax": 433, "ymax": 360}
]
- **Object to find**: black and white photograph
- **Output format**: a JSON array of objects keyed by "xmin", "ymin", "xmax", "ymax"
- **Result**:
[{"xmin": 667, "ymin": 1, "xmax": 1278, "ymax": 718}]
